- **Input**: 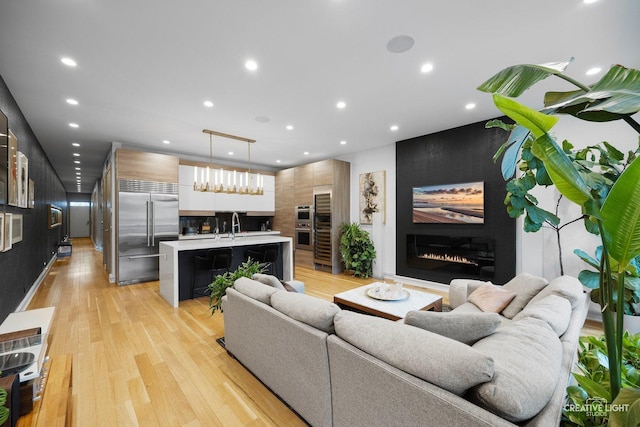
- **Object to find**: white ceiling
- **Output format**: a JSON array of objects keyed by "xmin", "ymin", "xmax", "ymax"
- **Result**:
[{"xmin": 1, "ymin": 0, "xmax": 638, "ymax": 193}]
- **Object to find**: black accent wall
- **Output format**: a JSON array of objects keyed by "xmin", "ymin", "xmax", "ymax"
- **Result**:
[
  {"xmin": 0, "ymin": 76, "xmax": 68, "ymax": 323},
  {"xmin": 396, "ymin": 118, "xmax": 516, "ymax": 285}
]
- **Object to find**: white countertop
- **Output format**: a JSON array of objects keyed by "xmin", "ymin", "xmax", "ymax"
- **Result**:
[
  {"xmin": 162, "ymin": 234, "xmax": 291, "ymax": 251},
  {"xmin": 179, "ymin": 230, "xmax": 280, "ymax": 240}
]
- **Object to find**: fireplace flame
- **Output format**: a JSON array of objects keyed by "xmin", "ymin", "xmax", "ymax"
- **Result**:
[{"xmin": 418, "ymin": 252, "xmax": 479, "ymax": 266}]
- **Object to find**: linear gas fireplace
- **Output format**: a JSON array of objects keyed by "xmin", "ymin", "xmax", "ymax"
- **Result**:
[{"xmin": 407, "ymin": 234, "xmax": 495, "ymax": 283}]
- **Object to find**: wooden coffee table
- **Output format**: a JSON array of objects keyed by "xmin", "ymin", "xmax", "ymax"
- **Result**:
[{"xmin": 333, "ymin": 282, "xmax": 443, "ymax": 321}]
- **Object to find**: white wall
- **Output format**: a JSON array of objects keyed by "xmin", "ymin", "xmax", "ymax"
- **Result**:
[
  {"xmin": 339, "ymin": 144, "xmax": 396, "ymax": 278},
  {"xmin": 338, "ymin": 114, "xmax": 639, "ymax": 284}
]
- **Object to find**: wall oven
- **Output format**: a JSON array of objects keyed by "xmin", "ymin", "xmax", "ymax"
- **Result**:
[{"xmin": 295, "ymin": 205, "xmax": 313, "ymax": 250}]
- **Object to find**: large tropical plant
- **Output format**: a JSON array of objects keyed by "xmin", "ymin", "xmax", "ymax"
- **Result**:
[{"xmin": 478, "ymin": 59, "xmax": 640, "ymax": 422}]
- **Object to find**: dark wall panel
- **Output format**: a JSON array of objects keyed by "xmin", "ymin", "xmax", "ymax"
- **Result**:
[
  {"xmin": 0, "ymin": 76, "xmax": 67, "ymax": 323},
  {"xmin": 396, "ymin": 118, "xmax": 516, "ymax": 284}
]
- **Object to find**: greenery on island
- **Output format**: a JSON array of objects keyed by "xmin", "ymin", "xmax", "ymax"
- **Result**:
[
  {"xmin": 339, "ymin": 222, "xmax": 376, "ymax": 278},
  {"xmin": 478, "ymin": 58, "xmax": 640, "ymax": 425},
  {"xmin": 208, "ymin": 258, "xmax": 267, "ymax": 314}
]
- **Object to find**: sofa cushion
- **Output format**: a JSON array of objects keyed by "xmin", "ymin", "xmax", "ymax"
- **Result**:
[
  {"xmin": 404, "ymin": 311, "xmax": 502, "ymax": 345},
  {"xmin": 334, "ymin": 311, "xmax": 494, "ymax": 395},
  {"xmin": 512, "ymin": 295, "xmax": 571, "ymax": 336},
  {"xmin": 500, "ymin": 273, "xmax": 549, "ymax": 319},
  {"xmin": 233, "ymin": 277, "xmax": 278, "ymax": 305},
  {"xmin": 471, "ymin": 317, "xmax": 563, "ymax": 422},
  {"xmin": 468, "ymin": 283, "xmax": 516, "ymax": 313},
  {"xmin": 527, "ymin": 275, "xmax": 584, "ymax": 309},
  {"xmin": 270, "ymin": 291, "xmax": 340, "ymax": 334},
  {"xmin": 252, "ymin": 273, "xmax": 287, "ymax": 291}
]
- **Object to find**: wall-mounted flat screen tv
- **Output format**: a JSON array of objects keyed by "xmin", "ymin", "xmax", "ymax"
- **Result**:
[{"xmin": 412, "ymin": 181, "xmax": 484, "ymax": 224}]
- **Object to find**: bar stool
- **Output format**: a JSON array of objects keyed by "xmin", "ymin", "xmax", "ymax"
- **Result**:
[
  {"xmin": 192, "ymin": 247, "xmax": 233, "ymax": 298},
  {"xmin": 246, "ymin": 243, "xmax": 280, "ymax": 278}
]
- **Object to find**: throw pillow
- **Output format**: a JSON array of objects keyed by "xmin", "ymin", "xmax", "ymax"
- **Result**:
[
  {"xmin": 270, "ymin": 291, "xmax": 340, "ymax": 334},
  {"xmin": 512, "ymin": 295, "xmax": 572, "ymax": 336},
  {"xmin": 500, "ymin": 273, "xmax": 549, "ymax": 319},
  {"xmin": 468, "ymin": 283, "xmax": 516, "ymax": 313},
  {"xmin": 527, "ymin": 275, "xmax": 584, "ymax": 309},
  {"xmin": 404, "ymin": 311, "xmax": 502, "ymax": 345},
  {"xmin": 471, "ymin": 317, "xmax": 563, "ymax": 422},
  {"xmin": 233, "ymin": 277, "xmax": 278, "ymax": 305},
  {"xmin": 333, "ymin": 311, "xmax": 494, "ymax": 395},
  {"xmin": 252, "ymin": 273, "xmax": 287, "ymax": 291}
]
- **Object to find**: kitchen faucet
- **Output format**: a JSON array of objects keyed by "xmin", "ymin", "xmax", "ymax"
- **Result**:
[{"xmin": 231, "ymin": 212, "xmax": 241, "ymax": 240}]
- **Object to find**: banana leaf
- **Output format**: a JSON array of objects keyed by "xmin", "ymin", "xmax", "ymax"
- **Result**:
[
  {"xmin": 543, "ymin": 65, "xmax": 640, "ymax": 122},
  {"xmin": 492, "ymin": 94, "xmax": 558, "ymax": 138},
  {"xmin": 601, "ymin": 156, "xmax": 640, "ymax": 268},
  {"xmin": 477, "ymin": 59, "xmax": 573, "ymax": 97}
]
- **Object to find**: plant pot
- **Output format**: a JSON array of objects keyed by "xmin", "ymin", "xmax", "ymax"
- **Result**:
[
  {"xmin": 614, "ymin": 312, "xmax": 640, "ymax": 335},
  {"xmin": 623, "ymin": 314, "xmax": 640, "ymax": 335}
]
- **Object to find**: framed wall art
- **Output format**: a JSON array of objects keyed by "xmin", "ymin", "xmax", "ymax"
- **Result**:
[
  {"xmin": 359, "ymin": 170, "xmax": 385, "ymax": 224},
  {"xmin": 412, "ymin": 181, "xmax": 484, "ymax": 224},
  {"xmin": 0, "ymin": 110, "xmax": 7, "ymax": 205},
  {"xmin": 7, "ymin": 130, "xmax": 17, "ymax": 206},
  {"xmin": 28, "ymin": 179, "xmax": 35, "ymax": 208},
  {"xmin": 11, "ymin": 213, "xmax": 22, "ymax": 244},
  {"xmin": 3, "ymin": 212, "xmax": 12, "ymax": 251},
  {"xmin": 17, "ymin": 151, "xmax": 28, "ymax": 208},
  {"xmin": 48, "ymin": 204, "xmax": 63, "ymax": 228},
  {"xmin": 0, "ymin": 213, "xmax": 4, "ymax": 251}
]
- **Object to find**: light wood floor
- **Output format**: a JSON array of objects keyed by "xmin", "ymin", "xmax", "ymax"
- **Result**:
[{"xmin": 20, "ymin": 238, "xmax": 601, "ymax": 426}]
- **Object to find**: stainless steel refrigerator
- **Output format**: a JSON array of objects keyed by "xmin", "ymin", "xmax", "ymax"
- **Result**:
[{"xmin": 117, "ymin": 180, "xmax": 179, "ymax": 285}]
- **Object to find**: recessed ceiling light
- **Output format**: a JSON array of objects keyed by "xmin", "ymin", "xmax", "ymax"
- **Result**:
[
  {"xmin": 276, "ymin": 160, "xmax": 281, "ymax": 163},
  {"xmin": 340, "ymin": 140, "xmax": 347, "ymax": 145},
  {"xmin": 336, "ymin": 101, "xmax": 346, "ymax": 109},
  {"xmin": 586, "ymin": 67, "xmax": 602, "ymax": 76},
  {"xmin": 583, "ymin": 0, "xmax": 598, "ymax": 3},
  {"xmin": 465, "ymin": 103, "xmax": 476, "ymax": 110},
  {"xmin": 72, "ymin": 142, "xmax": 80, "ymax": 147},
  {"xmin": 74, "ymin": 160, "xmax": 80, "ymax": 164},
  {"xmin": 66, "ymin": 98, "xmax": 79, "ymax": 105},
  {"xmin": 69, "ymin": 123, "xmax": 79, "ymax": 128},
  {"xmin": 75, "ymin": 167, "xmax": 81, "ymax": 170},
  {"xmin": 386, "ymin": 35, "xmax": 415, "ymax": 53},
  {"xmin": 162, "ymin": 140, "xmax": 170, "ymax": 144},
  {"xmin": 286, "ymin": 125, "xmax": 294, "ymax": 130},
  {"xmin": 390, "ymin": 125, "xmax": 399, "ymax": 131},
  {"xmin": 61, "ymin": 57, "xmax": 77, "ymax": 67},
  {"xmin": 203, "ymin": 101, "xmax": 214, "ymax": 108},
  {"xmin": 228, "ymin": 151, "xmax": 234, "ymax": 156},
  {"xmin": 303, "ymin": 151, "xmax": 309, "ymax": 155},
  {"xmin": 73, "ymin": 153, "xmax": 80, "ymax": 157},
  {"xmin": 76, "ymin": 172, "xmax": 81, "ymax": 175},
  {"xmin": 420, "ymin": 63, "xmax": 434, "ymax": 73},
  {"xmin": 245, "ymin": 60, "xmax": 258, "ymax": 71}
]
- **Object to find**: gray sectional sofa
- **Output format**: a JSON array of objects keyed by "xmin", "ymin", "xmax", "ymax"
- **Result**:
[{"xmin": 221, "ymin": 273, "xmax": 590, "ymax": 427}]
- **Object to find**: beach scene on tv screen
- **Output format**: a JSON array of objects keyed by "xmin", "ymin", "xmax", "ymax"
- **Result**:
[{"xmin": 412, "ymin": 181, "xmax": 484, "ymax": 224}]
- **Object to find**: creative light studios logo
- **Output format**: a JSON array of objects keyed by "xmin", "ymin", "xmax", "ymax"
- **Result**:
[{"xmin": 565, "ymin": 397, "xmax": 630, "ymax": 417}]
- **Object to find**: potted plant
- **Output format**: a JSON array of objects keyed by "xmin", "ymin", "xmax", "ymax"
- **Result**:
[
  {"xmin": 339, "ymin": 222, "xmax": 376, "ymax": 278},
  {"xmin": 208, "ymin": 258, "xmax": 267, "ymax": 314},
  {"xmin": 564, "ymin": 333, "xmax": 640, "ymax": 426},
  {"xmin": 0, "ymin": 376, "xmax": 8, "ymax": 426},
  {"xmin": 477, "ymin": 59, "xmax": 640, "ymax": 425}
]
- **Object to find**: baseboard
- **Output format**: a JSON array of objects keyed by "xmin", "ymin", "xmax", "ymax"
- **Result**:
[{"xmin": 16, "ymin": 254, "xmax": 57, "ymax": 312}]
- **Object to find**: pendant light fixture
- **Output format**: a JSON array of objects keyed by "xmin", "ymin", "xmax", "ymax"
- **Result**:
[{"xmin": 193, "ymin": 129, "xmax": 264, "ymax": 195}]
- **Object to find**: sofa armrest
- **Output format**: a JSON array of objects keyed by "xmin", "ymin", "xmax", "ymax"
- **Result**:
[{"xmin": 449, "ymin": 279, "xmax": 486, "ymax": 308}]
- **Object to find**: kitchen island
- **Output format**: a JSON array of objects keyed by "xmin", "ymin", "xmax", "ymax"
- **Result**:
[{"xmin": 159, "ymin": 234, "xmax": 293, "ymax": 307}]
